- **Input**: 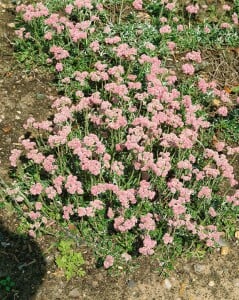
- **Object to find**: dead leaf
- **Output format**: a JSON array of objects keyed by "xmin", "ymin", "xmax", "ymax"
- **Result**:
[
  {"xmin": 212, "ymin": 98, "xmax": 221, "ymax": 107},
  {"xmin": 2, "ymin": 125, "xmax": 12, "ymax": 133}
]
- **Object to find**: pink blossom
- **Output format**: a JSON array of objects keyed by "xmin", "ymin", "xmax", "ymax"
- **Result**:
[
  {"xmin": 177, "ymin": 24, "xmax": 184, "ymax": 31},
  {"xmin": 132, "ymin": 0, "xmax": 143, "ymax": 10},
  {"xmin": 139, "ymin": 235, "xmax": 157, "ymax": 255},
  {"xmin": 65, "ymin": 4, "xmax": 74, "ymax": 14},
  {"xmin": 163, "ymin": 233, "xmax": 173, "ymax": 245},
  {"xmin": 186, "ymin": 4, "xmax": 199, "ymax": 14},
  {"xmin": 182, "ymin": 63, "xmax": 195, "ymax": 75},
  {"xmin": 45, "ymin": 186, "xmax": 57, "ymax": 199},
  {"xmin": 55, "ymin": 62, "xmax": 63, "ymax": 72},
  {"xmin": 65, "ymin": 175, "xmax": 83, "ymax": 194},
  {"xmin": 159, "ymin": 25, "xmax": 172, "ymax": 34},
  {"xmin": 121, "ymin": 253, "xmax": 132, "ymax": 262},
  {"xmin": 198, "ymin": 186, "xmax": 212, "ymax": 199},
  {"xmin": 222, "ymin": 4, "xmax": 231, "ymax": 11},
  {"xmin": 220, "ymin": 23, "xmax": 231, "ymax": 29},
  {"xmin": 35, "ymin": 202, "xmax": 42, "ymax": 210},
  {"xmin": 30, "ymin": 183, "xmax": 43, "ymax": 195},
  {"xmin": 9, "ymin": 149, "xmax": 21, "ymax": 167},
  {"xmin": 209, "ymin": 207, "xmax": 217, "ymax": 217},
  {"xmin": 165, "ymin": 3, "xmax": 175, "ymax": 11},
  {"xmin": 104, "ymin": 255, "xmax": 114, "ymax": 269},
  {"xmin": 217, "ymin": 106, "xmax": 228, "ymax": 116}
]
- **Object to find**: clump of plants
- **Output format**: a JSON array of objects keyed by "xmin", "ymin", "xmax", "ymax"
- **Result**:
[
  {"xmin": 0, "ymin": 276, "xmax": 15, "ymax": 293},
  {"xmin": 4, "ymin": 0, "xmax": 239, "ymax": 270},
  {"xmin": 55, "ymin": 240, "xmax": 85, "ymax": 280}
]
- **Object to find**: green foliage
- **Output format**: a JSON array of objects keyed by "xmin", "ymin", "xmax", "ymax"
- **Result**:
[
  {"xmin": 0, "ymin": 276, "xmax": 15, "ymax": 293},
  {"xmin": 55, "ymin": 240, "xmax": 85, "ymax": 280}
]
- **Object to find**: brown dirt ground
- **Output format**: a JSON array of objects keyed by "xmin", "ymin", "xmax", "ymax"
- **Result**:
[{"xmin": 0, "ymin": 1, "xmax": 239, "ymax": 299}]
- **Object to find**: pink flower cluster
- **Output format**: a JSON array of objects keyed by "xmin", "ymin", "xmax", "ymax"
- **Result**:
[{"xmin": 139, "ymin": 235, "xmax": 157, "ymax": 255}]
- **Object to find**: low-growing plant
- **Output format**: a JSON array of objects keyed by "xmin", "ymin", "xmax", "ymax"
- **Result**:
[
  {"xmin": 55, "ymin": 240, "xmax": 85, "ymax": 280},
  {"xmin": 0, "ymin": 276, "xmax": 15, "ymax": 293},
  {"xmin": 3, "ymin": 0, "xmax": 239, "ymax": 271}
]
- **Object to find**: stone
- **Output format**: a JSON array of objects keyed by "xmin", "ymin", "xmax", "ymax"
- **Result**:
[
  {"xmin": 233, "ymin": 278, "xmax": 239, "ymax": 287},
  {"xmin": 194, "ymin": 264, "xmax": 206, "ymax": 273},
  {"xmin": 235, "ymin": 231, "xmax": 239, "ymax": 239},
  {"xmin": 69, "ymin": 288, "xmax": 81, "ymax": 298},
  {"xmin": 127, "ymin": 279, "xmax": 136, "ymax": 288},
  {"xmin": 164, "ymin": 278, "xmax": 172, "ymax": 290},
  {"xmin": 36, "ymin": 93, "xmax": 46, "ymax": 100},
  {"xmin": 208, "ymin": 281, "xmax": 215, "ymax": 287},
  {"xmin": 7, "ymin": 23, "xmax": 15, "ymax": 28}
]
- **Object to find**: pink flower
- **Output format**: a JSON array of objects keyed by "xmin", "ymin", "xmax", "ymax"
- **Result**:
[
  {"xmin": 185, "ymin": 51, "xmax": 202, "ymax": 63},
  {"xmin": 204, "ymin": 26, "xmax": 211, "ymax": 33},
  {"xmin": 9, "ymin": 149, "xmax": 21, "ymax": 167},
  {"xmin": 132, "ymin": 0, "xmax": 143, "ymax": 10},
  {"xmin": 90, "ymin": 41, "xmax": 100, "ymax": 52},
  {"xmin": 30, "ymin": 183, "xmax": 43, "ymax": 195},
  {"xmin": 121, "ymin": 253, "xmax": 132, "ymax": 262},
  {"xmin": 65, "ymin": 175, "xmax": 83, "ymax": 194},
  {"xmin": 65, "ymin": 4, "xmax": 74, "ymax": 14},
  {"xmin": 162, "ymin": 233, "xmax": 173, "ymax": 245},
  {"xmin": 165, "ymin": 3, "xmax": 175, "ymax": 11},
  {"xmin": 177, "ymin": 24, "xmax": 184, "ymax": 31},
  {"xmin": 55, "ymin": 62, "xmax": 63, "ymax": 72},
  {"xmin": 159, "ymin": 25, "xmax": 172, "ymax": 34},
  {"xmin": 182, "ymin": 63, "xmax": 195, "ymax": 75},
  {"xmin": 44, "ymin": 31, "xmax": 52, "ymax": 40},
  {"xmin": 35, "ymin": 202, "xmax": 42, "ymax": 210},
  {"xmin": 209, "ymin": 207, "xmax": 217, "ymax": 217},
  {"xmin": 104, "ymin": 255, "xmax": 114, "ymax": 269},
  {"xmin": 167, "ymin": 41, "xmax": 176, "ymax": 51},
  {"xmin": 198, "ymin": 186, "xmax": 212, "ymax": 199},
  {"xmin": 217, "ymin": 106, "xmax": 228, "ymax": 116},
  {"xmin": 186, "ymin": 4, "xmax": 199, "ymax": 14},
  {"xmin": 220, "ymin": 22, "xmax": 231, "ymax": 29},
  {"xmin": 45, "ymin": 186, "xmax": 57, "ymax": 199},
  {"xmin": 222, "ymin": 4, "xmax": 231, "ymax": 11}
]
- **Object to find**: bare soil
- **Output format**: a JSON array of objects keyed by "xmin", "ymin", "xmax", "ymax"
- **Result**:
[{"xmin": 0, "ymin": 1, "xmax": 239, "ymax": 300}]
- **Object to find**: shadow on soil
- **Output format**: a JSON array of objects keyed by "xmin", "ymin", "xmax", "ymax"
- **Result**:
[{"xmin": 0, "ymin": 219, "xmax": 46, "ymax": 299}]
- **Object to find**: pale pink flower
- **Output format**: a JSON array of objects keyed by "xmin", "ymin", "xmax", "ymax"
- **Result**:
[
  {"xmin": 186, "ymin": 4, "xmax": 199, "ymax": 14},
  {"xmin": 35, "ymin": 202, "xmax": 42, "ymax": 210},
  {"xmin": 165, "ymin": 3, "xmax": 175, "ymax": 11},
  {"xmin": 217, "ymin": 106, "xmax": 228, "ymax": 116},
  {"xmin": 182, "ymin": 63, "xmax": 195, "ymax": 75},
  {"xmin": 198, "ymin": 186, "xmax": 212, "ymax": 199},
  {"xmin": 163, "ymin": 233, "xmax": 173, "ymax": 245},
  {"xmin": 55, "ymin": 62, "xmax": 63, "ymax": 72},
  {"xmin": 159, "ymin": 25, "xmax": 172, "ymax": 34},
  {"xmin": 121, "ymin": 253, "xmax": 132, "ymax": 262},
  {"xmin": 30, "ymin": 183, "xmax": 43, "ymax": 195},
  {"xmin": 222, "ymin": 4, "xmax": 231, "ymax": 11},
  {"xmin": 220, "ymin": 23, "xmax": 231, "ymax": 29},
  {"xmin": 104, "ymin": 255, "xmax": 114, "ymax": 269},
  {"xmin": 9, "ymin": 149, "xmax": 21, "ymax": 167},
  {"xmin": 132, "ymin": 0, "xmax": 143, "ymax": 10},
  {"xmin": 209, "ymin": 207, "xmax": 217, "ymax": 217}
]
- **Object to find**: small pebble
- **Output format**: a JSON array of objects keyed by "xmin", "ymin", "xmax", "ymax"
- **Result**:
[
  {"xmin": 7, "ymin": 22, "xmax": 15, "ymax": 28},
  {"xmin": 233, "ymin": 278, "xmax": 239, "ymax": 287},
  {"xmin": 235, "ymin": 231, "xmax": 239, "ymax": 239},
  {"xmin": 164, "ymin": 278, "xmax": 172, "ymax": 290},
  {"xmin": 208, "ymin": 281, "xmax": 215, "ymax": 287},
  {"xmin": 127, "ymin": 279, "xmax": 136, "ymax": 288},
  {"xmin": 36, "ymin": 93, "xmax": 46, "ymax": 100},
  {"xmin": 69, "ymin": 288, "xmax": 81, "ymax": 298},
  {"xmin": 194, "ymin": 264, "xmax": 206, "ymax": 273}
]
